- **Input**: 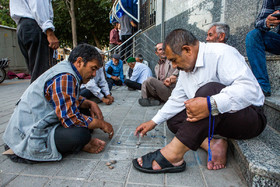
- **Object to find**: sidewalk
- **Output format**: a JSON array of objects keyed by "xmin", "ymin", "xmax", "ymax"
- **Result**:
[{"xmin": 0, "ymin": 79, "xmax": 247, "ymax": 187}]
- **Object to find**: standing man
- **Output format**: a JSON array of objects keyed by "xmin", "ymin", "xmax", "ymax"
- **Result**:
[
  {"xmin": 105, "ymin": 54, "xmax": 124, "ymax": 90},
  {"xmin": 206, "ymin": 22, "xmax": 230, "ymax": 43},
  {"xmin": 246, "ymin": 0, "xmax": 280, "ymax": 97},
  {"xmin": 124, "ymin": 57, "xmax": 152, "ymax": 90},
  {"xmin": 3, "ymin": 44, "xmax": 114, "ymax": 163},
  {"xmin": 119, "ymin": 13, "xmax": 137, "ymax": 61},
  {"xmin": 109, "ymin": 22, "xmax": 121, "ymax": 51},
  {"xmin": 138, "ymin": 43, "xmax": 179, "ymax": 106},
  {"xmin": 10, "ymin": 0, "xmax": 60, "ymax": 83},
  {"xmin": 133, "ymin": 29, "xmax": 266, "ymax": 173}
]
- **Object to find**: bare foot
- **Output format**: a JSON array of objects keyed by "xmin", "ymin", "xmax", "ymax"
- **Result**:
[
  {"xmin": 137, "ymin": 149, "xmax": 184, "ymax": 170},
  {"xmin": 83, "ymin": 138, "xmax": 106, "ymax": 154},
  {"xmin": 207, "ymin": 139, "xmax": 228, "ymax": 170}
]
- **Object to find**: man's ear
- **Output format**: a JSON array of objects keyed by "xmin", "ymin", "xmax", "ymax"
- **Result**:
[
  {"xmin": 182, "ymin": 45, "xmax": 192, "ymax": 55},
  {"xmin": 74, "ymin": 57, "xmax": 83, "ymax": 68},
  {"xmin": 218, "ymin": 33, "xmax": 226, "ymax": 43}
]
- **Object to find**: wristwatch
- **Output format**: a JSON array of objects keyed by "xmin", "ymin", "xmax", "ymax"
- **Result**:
[{"xmin": 210, "ymin": 96, "xmax": 219, "ymax": 116}]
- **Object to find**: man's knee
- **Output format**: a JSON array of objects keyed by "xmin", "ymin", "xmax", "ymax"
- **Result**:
[
  {"xmin": 195, "ymin": 82, "xmax": 226, "ymax": 97},
  {"xmin": 246, "ymin": 29, "xmax": 263, "ymax": 45},
  {"xmin": 107, "ymin": 66, "xmax": 114, "ymax": 75}
]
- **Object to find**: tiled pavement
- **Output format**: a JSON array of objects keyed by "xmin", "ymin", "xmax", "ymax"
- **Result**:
[{"xmin": 0, "ymin": 79, "xmax": 247, "ymax": 187}]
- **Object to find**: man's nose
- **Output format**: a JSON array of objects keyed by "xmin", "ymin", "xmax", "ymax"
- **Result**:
[{"xmin": 172, "ymin": 63, "xmax": 177, "ymax": 69}]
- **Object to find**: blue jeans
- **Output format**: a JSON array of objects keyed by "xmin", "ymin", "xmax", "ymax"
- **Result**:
[{"xmin": 245, "ymin": 29, "xmax": 280, "ymax": 94}]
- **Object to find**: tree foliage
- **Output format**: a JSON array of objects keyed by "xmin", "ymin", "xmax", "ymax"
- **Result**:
[
  {"xmin": 0, "ymin": 0, "xmax": 16, "ymax": 27},
  {"xmin": 53, "ymin": 0, "xmax": 112, "ymax": 48}
]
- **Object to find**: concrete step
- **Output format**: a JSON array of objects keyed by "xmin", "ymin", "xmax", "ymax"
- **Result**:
[
  {"xmin": 229, "ymin": 126, "xmax": 280, "ymax": 187},
  {"xmin": 264, "ymin": 95, "xmax": 280, "ymax": 132},
  {"xmin": 266, "ymin": 56, "xmax": 280, "ymax": 95}
]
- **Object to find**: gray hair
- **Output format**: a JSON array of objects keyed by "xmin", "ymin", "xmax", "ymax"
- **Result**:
[
  {"xmin": 210, "ymin": 22, "xmax": 230, "ymax": 42},
  {"xmin": 136, "ymin": 54, "xmax": 143, "ymax": 60}
]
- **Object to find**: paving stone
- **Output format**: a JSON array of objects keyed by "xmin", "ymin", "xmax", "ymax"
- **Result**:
[
  {"xmin": 101, "ymin": 147, "xmax": 136, "ymax": 161},
  {"xmin": 89, "ymin": 160, "xmax": 131, "ymax": 182},
  {"xmin": 44, "ymin": 178, "xmax": 84, "ymax": 187},
  {"xmin": 0, "ymin": 159, "xmax": 28, "ymax": 174},
  {"xmin": 83, "ymin": 180, "xmax": 124, "ymax": 187},
  {"xmin": 5, "ymin": 175, "xmax": 49, "ymax": 187},
  {"xmin": 22, "ymin": 161, "xmax": 63, "ymax": 177},
  {"xmin": 0, "ymin": 173, "xmax": 17, "ymax": 186},
  {"xmin": 56, "ymin": 159, "xmax": 98, "ymax": 179},
  {"xmin": 127, "ymin": 165, "xmax": 165, "ymax": 186}
]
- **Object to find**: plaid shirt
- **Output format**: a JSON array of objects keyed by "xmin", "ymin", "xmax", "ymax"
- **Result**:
[
  {"xmin": 44, "ymin": 64, "xmax": 93, "ymax": 128},
  {"xmin": 255, "ymin": 0, "xmax": 280, "ymax": 32}
]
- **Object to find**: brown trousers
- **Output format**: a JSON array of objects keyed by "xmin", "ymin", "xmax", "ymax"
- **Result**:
[
  {"xmin": 141, "ymin": 77, "xmax": 175, "ymax": 102},
  {"xmin": 167, "ymin": 82, "xmax": 267, "ymax": 150}
]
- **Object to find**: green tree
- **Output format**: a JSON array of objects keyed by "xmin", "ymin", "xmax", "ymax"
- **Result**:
[
  {"xmin": 0, "ymin": 0, "xmax": 16, "ymax": 27},
  {"xmin": 53, "ymin": 0, "xmax": 112, "ymax": 48}
]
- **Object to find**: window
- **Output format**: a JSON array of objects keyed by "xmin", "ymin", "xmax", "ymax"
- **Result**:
[{"xmin": 140, "ymin": 0, "xmax": 156, "ymax": 30}]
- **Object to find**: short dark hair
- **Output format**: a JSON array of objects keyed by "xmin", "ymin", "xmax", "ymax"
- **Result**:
[
  {"xmin": 163, "ymin": 29, "xmax": 198, "ymax": 55},
  {"xmin": 68, "ymin": 44, "xmax": 102, "ymax": 66}
]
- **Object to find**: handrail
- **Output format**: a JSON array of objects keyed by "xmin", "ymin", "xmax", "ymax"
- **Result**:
[{"xmin": 105, "ymin": 29, "xmax": 142, "ymax": 55}]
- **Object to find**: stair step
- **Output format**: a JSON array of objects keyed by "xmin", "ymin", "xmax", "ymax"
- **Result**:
[
  {"xmin": 264, "ymin": 94, "xmax": 280, "ymax": 132},
  {"xmin": 230, "ymin": 126, "xmax": 280, "ymax": 186}
]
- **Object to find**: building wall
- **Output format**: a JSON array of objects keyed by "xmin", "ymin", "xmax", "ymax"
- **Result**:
[
  {"xmin": 0, "ymin": 25, "xmax": 27, "ymax": 72},
  {"xmin": 137, "ymin": 0, "xmax": 263, "ymax": 71}
]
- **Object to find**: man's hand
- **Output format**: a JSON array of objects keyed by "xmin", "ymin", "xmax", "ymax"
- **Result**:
[
  {"xmin": 46, "ymin": 29, "xmax": 59, "ymax": 49},
  {"xmin": 107, "ymin": 95, "xmax": 114, "ymax": 103},
  {"xmin": 89, "ymin": 100, "xmax": 103, "ymax": 120},
  {"xmin": 102, "ymin": 97, "xmax": 112, "ymax": 105},
  {"xmin": 266, "ymin": 10, "xmax": 280, "ymax": 28},
  {"xmin": 163, "ymin": 78, "xmax": 171, "ymax": 87},
  {"xmin": 111, "ymin": 76, "xmax": 120, "ymax": 81},
  {"xmin": 89, "ymin": 119, "xmax": 114, "ymax": 139},
  {"xmin": 163, "ymin": 75, "xmax": 177, "ymax": 87},
  {"xmin": 134, "ymin": 120, "xmax": 156, "ymax": 137},
  {"xmin": 184, "ymin": 97, "xmax": 209, "ymax": 122}
]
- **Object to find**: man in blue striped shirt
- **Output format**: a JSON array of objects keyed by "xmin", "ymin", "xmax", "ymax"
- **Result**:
[{"xmin": 246, "ymin": 0, "xmax": 280, "ymax": 96}]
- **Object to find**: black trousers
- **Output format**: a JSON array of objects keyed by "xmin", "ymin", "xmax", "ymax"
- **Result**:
[
  {"xmin": 17, "ymin": 18, "xmax": 54, "ymax": 83},
  {"xmin": 124, "ymin": 79, "xmax": 141, "ymax": 90},
  {"xmin": 120, "ymin": 34, "xmax": 132, "ymax": 61},
  {"xmin": 54, "ymin": 108, "xmax": 92, "ymax": 154},
  {"xmin": 106, "ymin": 66, "xmax": 123, "ymax": 90},
  {"xmin": 167, "ymin": 82, "xmax": 267, "ymax": 151}
]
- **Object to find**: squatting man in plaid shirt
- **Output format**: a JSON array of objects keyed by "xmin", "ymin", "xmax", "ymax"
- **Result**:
[{"xmin": 3, "ymin": 44, "xmax": 114, "ymax": 163}]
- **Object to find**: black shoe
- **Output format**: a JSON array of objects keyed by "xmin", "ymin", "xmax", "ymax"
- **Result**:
[
  {"xmin": 138, "ymin": 98, "xmax": 160, "ymax": 106},
  {"xmin": 128, "ymin": 87, "xmax": 135, "ymax": 91}
]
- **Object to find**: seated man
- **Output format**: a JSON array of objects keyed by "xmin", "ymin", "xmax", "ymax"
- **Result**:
[
  {"xmin": 139, "ymin": 43, "xmax": 179, "ymax": 107},
  {"xmin": 246, "ymin": 0, "xmax": 280, "ymax": 96},
  {"xmin": 80, "ymin": 67, "xmax": 114, "ymax": 105},
  {"xmin": 133, "ymin": 29, "xmax": 266, "ymax": 173},
  {"xmin": 206, "ymin": 22, "xmax": 230, "ymax": 43},
  {"xmin": 3, "ymin": 44, "xmax": 114, "ymax": 163},
  {"xmin": 105, "ymin": 54, "xmax": 124, "ymax": 90},
  {"xmin": 124, "ymin": 57, "xmax": 152, "ymax": 90}
]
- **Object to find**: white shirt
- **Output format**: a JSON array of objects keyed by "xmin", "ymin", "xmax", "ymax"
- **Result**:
[
  {"xmin": 81, "ymin": 68, "xmax": 110, "ymax": 100},
  {"xmin": 130, "ymin": 62, "xmax": 153, "ymax": 84},
  {"xmin": 152, "ymin": 42, "xmax": 264, "ymax": 125},
  {"xmin": 10, "ymin": 0, "xmax": 55, "ymax": 33}
]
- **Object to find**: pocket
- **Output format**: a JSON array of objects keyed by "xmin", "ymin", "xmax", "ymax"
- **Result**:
[{"xmin": 28, "ymin": 127, "xmax": 49, "ymax": 154}]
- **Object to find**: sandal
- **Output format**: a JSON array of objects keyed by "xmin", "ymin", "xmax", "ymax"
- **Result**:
[{"xmin": 132, "ymin": 149, "xmax": 186, "ymax": 173}]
